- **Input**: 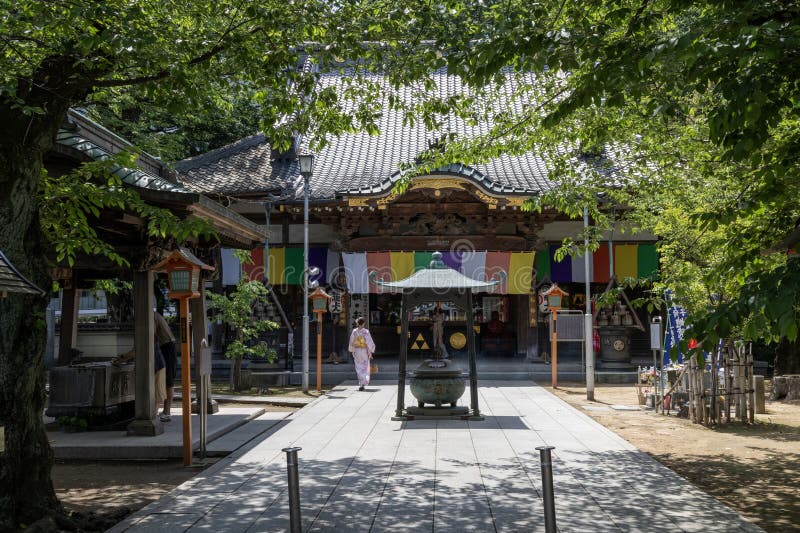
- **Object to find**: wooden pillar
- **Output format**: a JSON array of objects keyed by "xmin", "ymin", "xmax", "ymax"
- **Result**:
[
  {"xmin": 395, "ymin": 293, "xmax": 409, "ymax": 419},
  {"xmin": 516, "ymin": 294, "xmax": 528, "ymax": 357},
  {"xmin": 179, "ymin": 296, "xmax": 192, "ymax": 464},
  {"xmin": 57, "ymin": 272, "xmax": 80, "ymax": 365},
  {"xmin": 127, "ymin": 269, "xmax": 164, "ymax": 436},
  {"xmin": 466, "ymin": 290, "xmax": 480, "ymax": 417}
]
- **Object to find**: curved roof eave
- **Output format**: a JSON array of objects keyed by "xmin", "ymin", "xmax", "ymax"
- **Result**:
[{"xmin": 339, "ymin": 164, "xmax": 538, "ymax": 199}]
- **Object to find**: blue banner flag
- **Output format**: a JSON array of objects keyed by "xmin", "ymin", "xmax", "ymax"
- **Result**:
[{"xmin": 664, "ymin": 304, "xmax": 688, "ymax": 365}]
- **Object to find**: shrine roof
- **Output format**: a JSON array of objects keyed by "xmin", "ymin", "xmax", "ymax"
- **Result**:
[
  {"xmin": 0, "ymin": 250, "xmax": 45, "ymax": 296},
  {"xmin": 175, "ymin": 69, "xmax": 569, "ymax": 201},
  {"xmin": 51, "ymin": 110, "xmax": 266, "ymax": 248}
]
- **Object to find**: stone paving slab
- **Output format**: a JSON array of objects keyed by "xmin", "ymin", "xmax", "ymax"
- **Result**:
[
  {"xmin": 111, "ymin": 382, "xmax": 762, "ymax": 533},
  {"xmin": 49, "ymin": 407, "xmax": 263, "ymax": 460},
  {"xmin": 205, "ymin": 411, "xmax": 291, "ymax": 456}
]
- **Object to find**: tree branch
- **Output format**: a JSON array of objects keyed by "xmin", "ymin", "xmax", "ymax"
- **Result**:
[{"xmin": 93, "ymin": 19, "xmax": 262, "ymax": 89}]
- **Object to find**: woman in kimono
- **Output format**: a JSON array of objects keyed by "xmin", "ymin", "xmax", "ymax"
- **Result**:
[{"xmin": 348, "ymin": 317, "xmax": 376, "ymax": 391}]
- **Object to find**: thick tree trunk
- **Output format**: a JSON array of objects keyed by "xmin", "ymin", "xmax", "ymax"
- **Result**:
[
  {"xmin": 0, "ymin": 55, "xmax": 95, "ymax": 528},
  {"xmin": 0, "ymin": 145, "xmax": 62, "ymax": 529},
  {"xmin": 774, "ymin": 338, "xmax": 800, "ymax": 376}
]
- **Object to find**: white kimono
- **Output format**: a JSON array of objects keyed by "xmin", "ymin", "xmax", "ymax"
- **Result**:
[{"xmin": 348, "ymin": 326, "xmax": 376, "ymax": 386}]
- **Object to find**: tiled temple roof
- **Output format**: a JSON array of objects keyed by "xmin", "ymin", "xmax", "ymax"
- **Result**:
[{"xmin": 176, "ymin": 69, "xmax": 560, "ymax": 201}]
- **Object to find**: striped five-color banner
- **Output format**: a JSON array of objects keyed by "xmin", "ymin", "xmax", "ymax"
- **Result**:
[
  {"xmin": 243, "ymin": 248, "xmax": 536, "ymax": 294},
  {"xmin": 242, "ymin": 244, "xmax": 657, "ymax": 293},
  {"xmin": 341, "ymin": 251, "xmax": 536, "ymax": 294},
  {"xmin": 535, "ymin": 243, "xmax": 659, "ymax": 284}
]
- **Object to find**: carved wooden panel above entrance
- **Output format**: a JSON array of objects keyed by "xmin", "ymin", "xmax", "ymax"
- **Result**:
[
  {"xmin": 345, "ymin": 176, "xmax": 527, "ymax": 211},
  {"xmin": 348, "ymin": 235, "xmax": 529, "ymax": 252}
]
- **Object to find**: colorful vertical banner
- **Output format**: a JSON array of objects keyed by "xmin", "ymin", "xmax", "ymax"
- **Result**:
[
  {"xmin": 592, "ymin": 243, "xmax": 611, "ymax": 282},
  {"xmin": 508, "ymin": 252, "xmax": 535, "ymax": 294},
  {"xmin": 549, "ymin": 246, "xmax": 572, "ymax": 284},
  {"xmin": 535, "ymin": 248, "xmax": 551, "ymax": 281},
  {"xmin": 441, "ymin": 251, "xmax": 464, "ymax": 272},
  {"xmin": 461, "ymin": 251, "xmax": 487, "ymax": 281},
  {"xmin": 367, "ymin": 252, "xmax": 392, "ymax": 293},
  {"xmin": 243, "ymin": 248, "xmax": 265, "ymax": 282},
  {"xmin": 342, "ymin": 252, "xmax": 368, "ymax": 293},
  {"xmin": 570, "ymin": 250, "xmax": 593, "ymax": 284},
  {"xmin": 220, "ymin": 248, "xmax": 241, "ymax": 286},
  {"xmin": 664, "ymin": 304, "xmax": 688, "ymax": 365},
  {"xmin": 413, "ymin": 251, "xmax": 434, "ymax": 272},
  {"xmin": 283, "ymin": 248, "xmax": 304, "ymax": 285},
  {"xmin": 485, "ymin": 251, "xmax": 511, "ymax": 293},
  {"xmin": 614, "ymin": 244, "xmax": 638, "ymax": 279},
  {"xmin": 267, "ymin": 247, "xmax": 286, "ymax": 284},
  {"xmin": 637, "ymin": 244, "xmax": 659, "ymax": 279},
  {"xmin": 326, "ymin": 249, "xmax": 341, "ymax": 284},
  {"xmin": 247, "ymin": 247, "xmax": 339, "ymax": 285},
  {"xmin": 308, "ymin": 247, "xmax": 328, "ymax": 284},
  {"xmin": 390, "ymin": 251, "xmax": 415, "ymax": 281}
]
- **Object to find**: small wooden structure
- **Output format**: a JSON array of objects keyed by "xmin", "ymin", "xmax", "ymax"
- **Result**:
[
  {"xmin": 0, "ymin": 250, "xmax": 46, "ymax": 298},
  {"xmin": 372, "ymin": 251, "xmax": 504, "ymax": 420}
]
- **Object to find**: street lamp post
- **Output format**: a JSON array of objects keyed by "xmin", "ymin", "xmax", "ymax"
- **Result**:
[
  {"xmin": 153, "ymin": 248, "xmax": 214, "ymax": 466},
  {"xmin": 298, "ymin": 154, "xmax": 315, "ymax": 393},
  {"xmin": 584, "ymin": 205, "xmax": 595, "ymax": 401}
]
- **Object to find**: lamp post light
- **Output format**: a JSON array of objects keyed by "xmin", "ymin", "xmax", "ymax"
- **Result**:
[
  {"xmin": 584, "ymin": 205, "xmax": 595, "ymax": 402},
  {"xmin": 310, "ymin": 287, "xmax": 332, "ymax": 392},
  {"xmin": 153, "ymin": 248, "xmax": 214, "ymax": 466},
  {"xmin": 298, "ymin": 153, "xmax": 315, "ymax": 393},
  {"xmin": 543, "ymin": 283, "xmax": 569, "ymax": 389}
]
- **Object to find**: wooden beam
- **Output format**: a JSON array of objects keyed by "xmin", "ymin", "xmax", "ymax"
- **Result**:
[{"xmin": 57, "ymin": 272, "xmax": 79, "ymax": 365}]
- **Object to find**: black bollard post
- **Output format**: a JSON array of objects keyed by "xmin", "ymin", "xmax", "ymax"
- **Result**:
[
  {"xmin": 282, "ymin": 446, "xmax": 302, "ymax": 533},
  {"xmin": 536, "ymin": 445, "xmax": 557, "ymax": 533}
]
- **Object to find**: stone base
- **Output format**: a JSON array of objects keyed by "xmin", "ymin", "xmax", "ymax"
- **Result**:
[
  {"xmin": 126, "ymin": 417, "xmax": 165, "ymax": 436},
  {"xmin": 599, "ymin": 361, "xmax": 636, "ymax": 369},
  {"xmin": 393, "ymin": 405, "xmax": 483, "ymax": 421},
  {"xmin": 191, "ymin": 399, "xmax": 220, "ymax": 414}
]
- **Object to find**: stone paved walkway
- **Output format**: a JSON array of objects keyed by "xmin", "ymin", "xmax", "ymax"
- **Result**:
[{"xmin": 109, "ymin": 382, "xmax": 762, "ymax": 532}]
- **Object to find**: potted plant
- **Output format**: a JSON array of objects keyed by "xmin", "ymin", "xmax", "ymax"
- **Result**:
[{"xmin": 208, "ymin": 280, "xmax": 278, "ymax": 391}]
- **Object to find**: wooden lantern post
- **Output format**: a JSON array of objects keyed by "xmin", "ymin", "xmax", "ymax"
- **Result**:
[
  {"xmin": 153, "ymin": 248, "xmax": 214, "ymax": 466},
  {"xmin": 543, "ymin": 284, "xmax": 569, "ymax": 389},
  {"xmin": 309, "ymin": 287, "xmax": 332, "ymax": 392}
]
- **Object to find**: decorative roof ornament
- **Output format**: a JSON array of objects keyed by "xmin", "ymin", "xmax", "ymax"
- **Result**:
[
  {"xmin": 370, "ymin": 251, "xmax": 506, "ymax": 292},
  {"xmin": 0, "ymin": 250, "xmax": 46, "ymax": 298}
]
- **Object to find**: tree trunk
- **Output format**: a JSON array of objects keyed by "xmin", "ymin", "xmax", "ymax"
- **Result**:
[
  {"xmin": 774, "ymin": 338, "xmax": 800, "ymax": 376},
  {"xmin": 231, "ymin": 356, "xmax": 243, "ymax": 391},
  {"xmin": 0, "ymin": 55, "xmax": 95, "ymax": 528},
  {"xmin": 0, "ymin": 143, "xmax": 62, "ymax": 529}
]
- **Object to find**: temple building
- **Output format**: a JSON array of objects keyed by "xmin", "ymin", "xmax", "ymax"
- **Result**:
[{"xmin": 175, "ymin": 69, "xmax": 659, "ymax": 378}]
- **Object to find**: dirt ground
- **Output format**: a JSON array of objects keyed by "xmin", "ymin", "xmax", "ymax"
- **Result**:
[
  {"xmin": 52, "ymin": 459, "xmax": 213, "ymax": 515},
  {"xmin": 52, "ymin": 404, "xmax": 296, "ymax": 522},
  {"xmin": 549, "ymin": 383, "xmax": 800, "ymax": 533}
]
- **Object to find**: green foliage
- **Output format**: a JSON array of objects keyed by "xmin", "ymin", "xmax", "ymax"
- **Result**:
[
  {"xmin": 86, "ymin": 90, "xmax": 263, "ymax": 161},
  {"xmin": 56, "ymin": 416, "xmax": 87, "ymax": 430},
  {"xmin": 39, "ymin": 150, "xmax": 215, "ymax": 267},
  {"xmin": 419, "ymin": 0, "xmax": 800, "ymax": 349},
  {"xmin": 207, "ymin": 280, "xmax": 278, "ymax": 362}
]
